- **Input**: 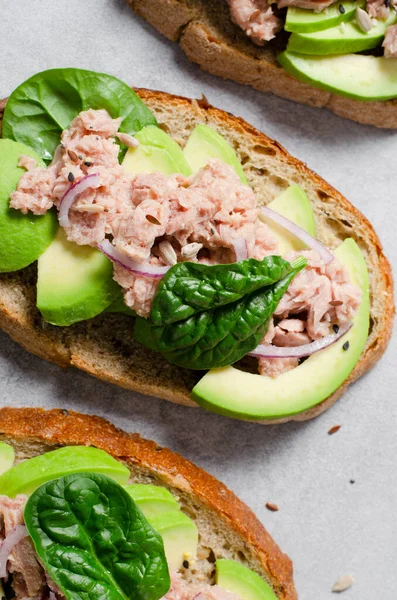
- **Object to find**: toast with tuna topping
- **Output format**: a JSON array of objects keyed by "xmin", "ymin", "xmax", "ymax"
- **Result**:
[
  {"xmin": 0, "ymin": 407, "xmax": 296, "ymax": 599},
  {"xmin": 127, "ymin": 0, "xmax": 397, "ymax": 128},
  {"xmin": 0, "ymin": 89, "xmax": 394, "ymax": 423}
]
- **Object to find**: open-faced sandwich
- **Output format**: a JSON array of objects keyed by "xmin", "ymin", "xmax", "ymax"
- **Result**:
[
  {"xmin": 0, "ymin": 407, "xmax": 296, "ymax": 599},
  {"xmin": 128, "ymin": 0, "xmax": 397, "ymax": 128},
  {"xmin": 0, "ymin": 68, "xmax": 393, "ymax": 422}
]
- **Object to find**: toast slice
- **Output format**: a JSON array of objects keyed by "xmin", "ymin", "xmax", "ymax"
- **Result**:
[
  {"xmin": 0, "ymin": 89, "xmax": 394, "ymax": 423},
  {"xmin": 0, "ymin": 407, "xmax": 296, "ymax": 599},
  {"xmin": 127, "ymin": 0, "xmax": 397, "ymax": 128}
]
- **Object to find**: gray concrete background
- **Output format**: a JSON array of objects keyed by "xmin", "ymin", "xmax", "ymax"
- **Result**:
[{"xmin": 0, "ymin": 1, "xmax": 396, "ymax": 598}]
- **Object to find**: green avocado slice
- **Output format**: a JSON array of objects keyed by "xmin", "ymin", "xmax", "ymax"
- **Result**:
[
  {"xmin": 0, "ymin": 140, "xmax": 57, "ymax": 273},
  {"xmin": 285, "ymin": 1, "xmax": 363, "ymax": 33},
  {"xmin": 191, "ymin": 237, "xmax": 369, "ymax": 420},
  {"xmin": 183, "ymin": 124, "xmax": 248, "ymax": 183},
  {"xmin": 0, "ymin": 443, "xmax": 15, "ymax": 477},
  {"xmin": 122, "ymin": 124, "xmax": 192, "ymax": 176},
  {"xmin": 287, "ymin": 12, "xmax": 397, "ymax": 55},
  {"xmin": 216, "ymin": 559, "xmax": 277, "ymax": 600},
  {"xmin": 124, "ymin": 484, "xmax": 181, "ymax": 518},
  {"xmin": 278, "ymin": 51, "xmax": 397, "ymax": 101},
  {"xmin": 37, "ymin": 227, "xmax": 120, "ymax": 326},
  {"xmin": 264, "ymin": 184, "xmax": 316, "ymax": 254},
  {"xmin": 0, "ymin": 446, "xmax": 130, "ymax": 497},
  {"xmin": 148, "ymin": 511, "xmax": 198, "ymax": 572}
]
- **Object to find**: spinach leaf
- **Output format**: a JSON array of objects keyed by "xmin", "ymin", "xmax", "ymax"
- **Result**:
[
  {"xmin": 150, "ymin": 256, "xmax": 292, "ymax": 326},
  {"xmin": 24, "ymin": 473, "xmax": 170, "ymax": 600},
  {"xmin": 134, "ymin": 257, "xmax": 306, "ymax": 370},
  {"xmin": 2, "ymin": 68, "xmax": 157, "ymax": 163}
]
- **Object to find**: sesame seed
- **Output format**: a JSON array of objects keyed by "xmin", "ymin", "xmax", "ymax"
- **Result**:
[
  {"xmin": 266, "ymin": 502, "xmax": 279, "ymax": 512},
  {"xmin": 68, "ymin": 172, "xmax": 75, "ymax": 182},
  {"xmin": 333, "ymin": 324, "xmax": 340, "ymax": 333},
  {"xmin": 343, "ymin": 341, "xmax": 350, "ymax": 351},
  {"xmin": 339, "ymin": 3, "xmax": 346, "ymax": 12}
]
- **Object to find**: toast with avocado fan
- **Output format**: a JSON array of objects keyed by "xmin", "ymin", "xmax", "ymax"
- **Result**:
[
  {"xmin": 0, "ymin": 407, "xmax": 296, "ymax": 599},
  {"xmin": 0, "ymin": 86, "xmax": 393, "ymax": 424},
  {"xmin": 127, "ymin": 0, "xmax": 397, "ymax": 128}
]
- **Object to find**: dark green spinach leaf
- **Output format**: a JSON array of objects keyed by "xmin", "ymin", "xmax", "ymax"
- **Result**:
[
  {"xmin": 24, "ymin": 473, "xmax": 170, "ymax": 600},
  {"xmin": 3, "ymin": 68, "xmax": 157, "ymax": 163},
  {"xmin": 134, "ymin": 257, "xmax": 306, "ymax": 370},
  {"xmin": 150, "ymin": 256, "xmax": 292, "ymax": 326}
]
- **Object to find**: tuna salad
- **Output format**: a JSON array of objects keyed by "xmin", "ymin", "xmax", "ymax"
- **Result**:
[{"xmin": 10, "ymin": 108, "xmax": 361, "ymax": 379}]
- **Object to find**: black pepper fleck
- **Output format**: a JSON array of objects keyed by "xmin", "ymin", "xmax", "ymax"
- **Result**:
[
  {"xmin": 339, "ymin": 4, "xmax": 346, "ymax": 12},
  {"xmin": 333, "ymin": 324, "xmax": 340, "ymax": 334},
  {"xmin": 84, "ymin": 161, "xmax": 92, "ymax": 167},
  {"xmin": 343, "ymin": 341, "xmax": 350, "ymax": 351},
  {"xmin": 68, "ymin": 172, "xmax": 75, "ymax": 182},
  {"xmin": 350, "ymin": 479, "xmax": 355, "ymax": 484},
  {"xmin": 183, "ymin": 560, "xmax": 189, "ymax": 569}
]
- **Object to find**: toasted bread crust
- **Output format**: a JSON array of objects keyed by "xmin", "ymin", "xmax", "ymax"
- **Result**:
[
  {"xmin": 0, "ymin": 90, "xmax": 394, "ymax": 423},
  {"xmin": 128, "ymin": 0, "xmax": 397, "ymax": 128},
  {"xmin": 0, "ymin": 407, "xmax": 296, "ymax": 599}
]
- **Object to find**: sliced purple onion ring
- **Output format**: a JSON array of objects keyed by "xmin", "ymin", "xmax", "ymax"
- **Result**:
[
  {"xmin": 232, "ymin": 237, "xmax": 248, "ymax": 262},
  {"xmin": 59, "ymin": 173, "xmax": 101, "ymax": 228},
  {"xmin": 0, "ymin": 525, "xmax": 29, "ymax": 578},
  {"xmin": 98, "ymin": 239, "xmax": 170, "ymax": 279},
  {"xmin": 249, "ymin": 323, "xmax": 353, "ymax": 360},
  {"xmin": 260, "ymin": 205, "xmax": 334, "ymax": 264}
]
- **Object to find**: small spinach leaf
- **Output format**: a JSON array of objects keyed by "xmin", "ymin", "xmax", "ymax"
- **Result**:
[
  {"xmin": 134, "ymin": 258, "xmax": 306, "ymax": 370},
  {"xmin": 150, "ymin": 256, "xmax": 292, "ymax": 326},
  {"xmin": 3, "ymin": 68, "xmax": 157, "ymax": 163},
  {"xmin": 24, "ymin": 473, "xmax": 170, "ymax": 600}
]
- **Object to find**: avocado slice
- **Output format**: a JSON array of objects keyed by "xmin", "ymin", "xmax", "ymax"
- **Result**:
[
  {"xmin": 0, "ymin": 139, "xmax": 57, "ymax": 273},
  {"xmin": 192, "ymin": 238, "xmax": 369, "ymax": 420},
  {"xmin": 122, "ymin": 125, "xmax": 192, "ymax": 176},
  {"xmin": 278, "ymin": 52, "xmax": 397, "ymax": 101},
  {"xmin": 0, "ymin": 443, "xmax": 15, "ymax": 476},
  {"xmin": 148, "ymin": 510, "xmax": 198, "ymax": 571},
  {"xmin": 37, "ymin": 227, "xmax": 120, "ymax": 326},
  {"xmin": 124, "ymin": 484, "xmax": 180, "ymax": 518},
  {"xmin": 216, "ymin": 560, "xmax": 277, "ymax": 600},
  {"xmin": 287, "ymin": 12, "xmax": 397, "ymax": 55},
  {"xmin": 183, "ymin": 124, "xmax": 248, "ymax": 183},
  {"xmin": 264, "ymin": 185, "xmax": 316, "ymax": 254},
  {"xmin": 0, "ymin": 446, "xmax": 130, "ymax": 497},
  {"xmin": 285, "ymin": 1, "xmax": 363, "ymax": 33}
]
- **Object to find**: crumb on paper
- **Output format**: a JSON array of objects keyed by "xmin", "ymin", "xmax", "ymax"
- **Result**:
[
  {"xmin": 265, "ymin": 502, "xmax": 279, "ymax": 512},
  {"xmin": 332, "ymin": 575, "xmax": 354, "ymax": 593},
  {"xmin": 328, "ymin": 425, "xmax": 342, "ymax": 435}
]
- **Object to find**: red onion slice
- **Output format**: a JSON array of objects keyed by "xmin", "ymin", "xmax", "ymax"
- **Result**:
[
  {"xmin": 260, "ymin": 205, "xmax": 334, "ymax": 264},
  {"xmin": 232, "ymin": 238, "xmax": 248, "ymax": 262},
  {"xmin": 249, "ymin": 323, "xmax": 352, "ymax": 360},
  {"xmin": 59, "ymin": 173, "xmax": 101, "ymax": 228},
  {"xmin": 98, "ymin": 239, "xmax": 170, "ymax": 279},
  {"xmin": 0, "ymin": 525, "xmax": 29, "ymax": 578}
]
